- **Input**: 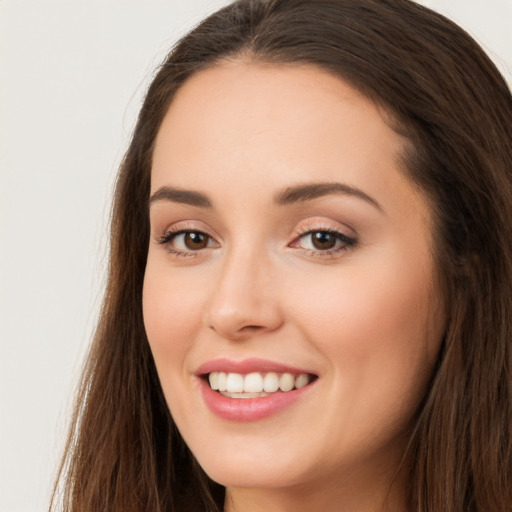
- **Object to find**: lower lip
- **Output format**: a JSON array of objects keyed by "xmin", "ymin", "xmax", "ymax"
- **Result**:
[{"xmin": 199, "ymin": 378, "xmax": 314, "ymax": 422}]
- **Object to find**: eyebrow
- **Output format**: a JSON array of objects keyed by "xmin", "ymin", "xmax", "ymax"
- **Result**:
[
  {"xmin": 149, "ymin": 181, "xmax": 383, "ymax": 212},
  {"xmin": 149, "ymin": 186, "xmax": 212, "ymax": 208},
  {"xmin": 274, "ymin": 182, "xmax": 383, "ymax": 212}
]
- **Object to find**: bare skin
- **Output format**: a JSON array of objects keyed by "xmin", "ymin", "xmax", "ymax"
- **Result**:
[{"xmin": 143, "ymin": 60, "xmax": 445, "ymax": 511}]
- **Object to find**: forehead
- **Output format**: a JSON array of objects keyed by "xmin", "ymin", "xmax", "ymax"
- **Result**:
[
  {"xmin": 154, "ymin": 61, "xmax": 398, "ymax": 167},
  {"xmin": 151, "ymin": 60, "xmax": 426, "ymax": 223}
]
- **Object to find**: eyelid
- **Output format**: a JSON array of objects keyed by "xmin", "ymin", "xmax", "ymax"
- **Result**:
[
  {"xmin": 153, "ymin": 218, "xmax": 358, "ymax": 259},
  {"xmin": 154, "ymin": 220, "xmax": 220, "ymax": 257},
  {"xmin": 157, "ymin": 229, "xmax": 217, "ymax": 246},
  {"xmin": 293, "ymin": 217, "xmax": 357, "ymax": 239},
  {"xmin": 289, "ymin": 218, "xmax": 358, "ymax": 257},
  {"xmin": 155, "ymin": 220, "xmax": 220, "ymax": 242},
  {"xmin": 291, "ymin": 230, "xmax": 356, "ymax": 252}
]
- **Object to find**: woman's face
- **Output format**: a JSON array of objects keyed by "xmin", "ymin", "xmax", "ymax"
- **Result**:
[{"xmin": 143, "ymin": 61, "xmax": 445, "ymax": 499}]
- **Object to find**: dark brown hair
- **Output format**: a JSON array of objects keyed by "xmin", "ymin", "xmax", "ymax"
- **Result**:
[{"xmin": 51, "ymin": 1, "xmax": 512, "ymax": 510}]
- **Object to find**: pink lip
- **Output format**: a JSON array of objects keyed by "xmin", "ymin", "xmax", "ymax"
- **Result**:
[
  {"xmin": 199, "ymin": 379, "xmax": 313, "ymax": 422},
  {"xmin": 196, "ymin": 357, "xmax": 314, "ymax": 376},
  {"xmin": 195, "ymin": 358, "xmax": 317, "ymax": 422}
]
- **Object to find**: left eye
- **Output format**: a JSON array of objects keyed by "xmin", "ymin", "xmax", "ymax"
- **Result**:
[{"xmin": 297, "ymin": 230, "xmax": 355, "ymax": 252}]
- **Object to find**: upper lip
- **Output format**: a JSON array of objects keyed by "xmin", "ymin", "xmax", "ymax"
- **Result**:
[{"xmin": 195, "ymin": 357, "xmax": 316, "ymax": 376}]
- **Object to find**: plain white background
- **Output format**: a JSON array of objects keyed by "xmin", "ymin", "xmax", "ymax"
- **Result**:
[{"xmin": 0, "ymin": 1, "xmax": 510, "ymax": 510}]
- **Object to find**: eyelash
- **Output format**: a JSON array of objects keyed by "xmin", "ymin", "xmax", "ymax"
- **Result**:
[
  {"xmin": 156, "ymin": 224, "xmax": 357, "ymax": 259},
  {"xmin": 156, "ymin": 227, "xmax": 216, "ymax": 258},
  {"xmin": 292, "ymin": 225, "xmax": 357, "ymax": 257}
]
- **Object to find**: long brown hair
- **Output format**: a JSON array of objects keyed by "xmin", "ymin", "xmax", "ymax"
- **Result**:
[{"xmin": 51, "ymin": 1, "xmax": 512, "ymax": 510}]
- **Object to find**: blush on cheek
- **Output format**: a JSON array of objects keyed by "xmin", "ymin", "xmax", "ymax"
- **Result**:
[
  {"xmin": 295, "ymin": 260, "xmax": 440, "ymax": 370},
  {"xmin": 142, "ymin": 263, "xmax": 212, "ymax": 379}
]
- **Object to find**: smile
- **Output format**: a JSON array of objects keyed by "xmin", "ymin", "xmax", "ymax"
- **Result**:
[
  {"xmin": 208, "ymin": 371, "xmax": 311, "ymax": 397},
  {"xmin": 196, "ymin": 358, "xmax": 317, "ymax": 421}
]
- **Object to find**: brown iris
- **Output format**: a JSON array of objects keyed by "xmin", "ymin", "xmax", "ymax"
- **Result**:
[
  {"xmin": 311, "ymin": 231, "xmax": 337, "ymax": 250},
  {"xmin": 184, "ymin": 232, "xmax": 209, "ymax": 250}
]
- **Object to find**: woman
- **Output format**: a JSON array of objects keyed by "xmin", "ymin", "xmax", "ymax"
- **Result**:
[{"xmin": 51, "ymin": 0, "xmax": 512, "ymax": 510}]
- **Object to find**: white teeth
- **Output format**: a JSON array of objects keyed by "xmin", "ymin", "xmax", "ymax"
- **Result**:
[
  {"xmin": 226, "ymin": 373, "xmax": 244, "ymax": 393},
  {"xmin": 208, "ymin": 372, "xmax": 219, "ymax": 390},
  {"xmin": 217, "ymin": 372, "xmax": 227, "ymax": 392},
  {"xmin": 263, "ymin": 372, "xmax": 279, "ymax": 392},
  {"xmin": 220, "ymin": 391, "xmax": 270, "ymax": 399},
  {"xmin": 208, "ymin": 371, "xmax": 311, "ymax": 395},
  {"xmin": 279, "ymin": 373, "xmax": 295, "ymax": 392},
  {"xmin": 295, "ymin": 373, "xmax": 309, "ymax": 389},
  {"xmin": 244, "ymin": 372, "xmax": 263, "ymax": 392}
]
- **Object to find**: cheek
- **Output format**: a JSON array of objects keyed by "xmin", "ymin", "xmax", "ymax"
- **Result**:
[
  {"xmin": 142, "ymin": 260, "xmax": 205, "ymax": 372},
  {"xmin": 288, "ymin": 251, "xmax": 443, "ymax": 414}
]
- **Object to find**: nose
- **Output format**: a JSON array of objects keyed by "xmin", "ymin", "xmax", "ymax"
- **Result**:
[{"xmin": 205, "ymin": 249, "xmax": 283, "ymax": 341}]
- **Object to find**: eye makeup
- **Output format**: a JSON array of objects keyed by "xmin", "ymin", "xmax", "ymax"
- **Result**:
[{"xmin": 154, "ymin": 217, "xmax": 358, "ymax": 261}]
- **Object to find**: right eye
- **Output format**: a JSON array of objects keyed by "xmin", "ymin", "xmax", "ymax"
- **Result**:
[{"xmin": 157, "ymin": 229, "xmax": 219, "ymax": 256}]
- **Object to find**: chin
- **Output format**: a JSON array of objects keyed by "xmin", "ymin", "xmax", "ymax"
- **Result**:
[
  {"xmin": 193, "ymin": 443, "xmax": 310, "ymax": 490},
  {"xmin": 203, "ymin": 463, "xmax": 303, "ymax": 490}
]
